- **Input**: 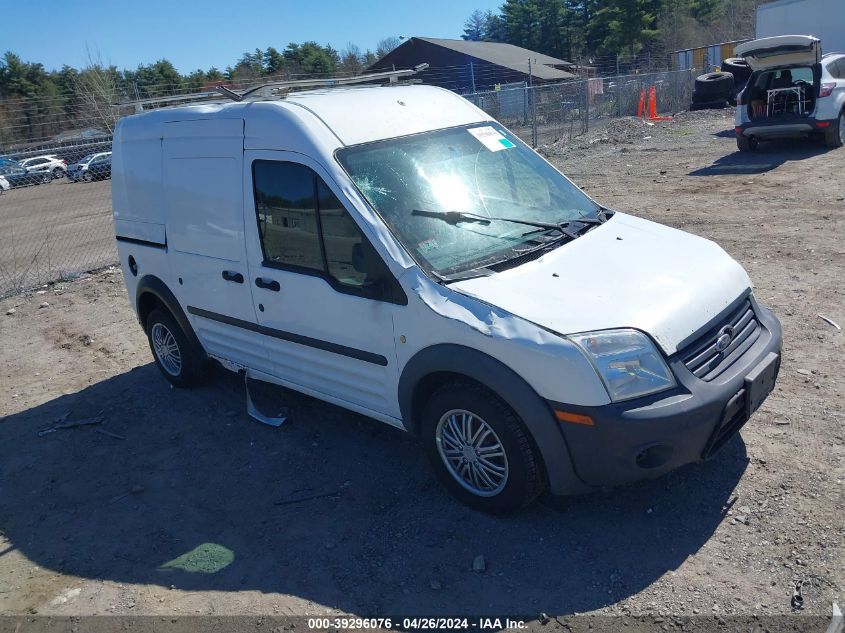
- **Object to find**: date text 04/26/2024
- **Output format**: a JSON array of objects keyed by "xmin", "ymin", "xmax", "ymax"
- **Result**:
[{"xmin": 306, "ymin": 618, "xmax": 527, "ymax": 630}]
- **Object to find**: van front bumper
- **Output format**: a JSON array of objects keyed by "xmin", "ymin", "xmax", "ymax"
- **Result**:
[{"xmin": 548, "ymin": 302, "xmax": 782, "ymax": 489}]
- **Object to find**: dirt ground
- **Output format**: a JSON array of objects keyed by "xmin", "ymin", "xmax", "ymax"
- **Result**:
[{"xmin": 0, "ymin": 109, "xmax": 843, "ymax": 627}]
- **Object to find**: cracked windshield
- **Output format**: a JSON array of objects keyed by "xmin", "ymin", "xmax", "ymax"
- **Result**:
[{"xmin": 337, "ymin": 123, "xmax": 600, "ymax": 276}]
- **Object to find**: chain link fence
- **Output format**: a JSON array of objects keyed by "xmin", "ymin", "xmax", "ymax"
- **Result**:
[
  {"xmin": 464, "ymin": 68, "xmax": 696, "ymax": 148},
  {"xmin": 0, "ymin": 68, "xmax": 695, "ymax": 298}
]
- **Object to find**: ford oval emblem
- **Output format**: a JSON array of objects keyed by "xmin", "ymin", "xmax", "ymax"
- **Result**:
[{"xmin": 715, "ymin": 325, "xmax": 735, "ymax": 353}]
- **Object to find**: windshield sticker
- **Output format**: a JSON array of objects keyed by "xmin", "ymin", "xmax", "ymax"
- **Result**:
[{"xmin": 468, "ymin": 126, "xmax": 515, "ymax": 152}]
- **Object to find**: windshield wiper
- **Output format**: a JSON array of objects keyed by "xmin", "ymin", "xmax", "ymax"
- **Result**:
[
  {"xmin": 431, "ymin": 267, "xmax": 495, "ymax": 283},
  {"xmin": 411, "ymin": 209, "xmax": 601, "ymax": 239}
]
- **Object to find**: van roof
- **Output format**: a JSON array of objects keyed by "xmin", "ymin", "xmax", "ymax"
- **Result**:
[{"xmin": 118, "ymin": 85, "xmax": 490, "ymax": 147}]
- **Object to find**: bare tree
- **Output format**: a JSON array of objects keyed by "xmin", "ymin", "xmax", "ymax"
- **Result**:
[
  {"xmin": 340, "ymin": 43, "xmax": 364, "ymax": 75},
  {"xmin": 709, "ymin": 0, "xmax": 760, "ymax": 43},
  {"xmin": 73, "ymin": 48, "xmax": 123, "ymax": 133},
  {"xmin": 375, "ymin": 37, "xmax": 402, "ymax": 61}
]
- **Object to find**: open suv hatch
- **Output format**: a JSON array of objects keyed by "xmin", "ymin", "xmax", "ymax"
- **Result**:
[{"xmin": 734, "ymin": 35, "xmax": 845, "ymax": 150}]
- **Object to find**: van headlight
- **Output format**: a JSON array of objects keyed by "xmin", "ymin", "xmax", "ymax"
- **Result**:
[{"xmin": 569, "ymin": 329, "xmax": 676, "ymax": 402}]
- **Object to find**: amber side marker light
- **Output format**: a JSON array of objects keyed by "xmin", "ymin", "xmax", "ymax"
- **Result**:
[{"xmin": 555, "ymin": 410, "xmax": 594, "ymax": 426}]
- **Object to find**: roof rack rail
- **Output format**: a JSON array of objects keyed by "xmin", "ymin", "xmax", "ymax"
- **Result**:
[{"xmin": 118, "ymin": 64, "xmax": 429, "ymax": 112}]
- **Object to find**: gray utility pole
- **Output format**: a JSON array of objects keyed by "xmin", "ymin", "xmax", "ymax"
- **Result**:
[
  {"xmin": 528, "ymin": 58, "xmax": 537, "ymax": 147},
  {"xmin": 470, "ymin": 61, "xmax": 476, "ymax": 93}
]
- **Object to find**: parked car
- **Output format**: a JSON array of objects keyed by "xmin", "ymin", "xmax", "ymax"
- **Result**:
[
  {"xmin": 0, "ymin": 157, "xmax": 21, "ymax": 169},
  {"xmin": 67, "ymin": 151, "xmax": 112, "ymax": 182},
  {"xmin": 113, "ymin": 85, "xmax": 782, "ymax": 513},
  {"xmin": 19, "ymin": 154, "xmax": 67, "ymax": 179},
  {"xmin": 734, "ymin": 35, "xmax": 845, "ymax": 150},
  {"xmin": 0, "ymin": 174, "xmax": 9, "ymax": 192},
  {"xmin": 0, "ymin": 165, "xmax": 51, "ymax": 188}
]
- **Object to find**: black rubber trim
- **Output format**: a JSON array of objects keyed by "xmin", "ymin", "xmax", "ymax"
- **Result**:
[
  {"xmin": 186, "ymin": 306, "xmax": 388, "ymax": 366},
  {"xmin": 135, "ymin": 275, "xmax": 205, "ymax": 357},
  {"xmin": 116, "ymin": 235, "xmax": 166, "ymax": 249}
]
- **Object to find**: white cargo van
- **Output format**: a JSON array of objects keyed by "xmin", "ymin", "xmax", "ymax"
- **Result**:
[{"xmin": 112, "ymin": 83, "xmax": 782, "ymax": 513}]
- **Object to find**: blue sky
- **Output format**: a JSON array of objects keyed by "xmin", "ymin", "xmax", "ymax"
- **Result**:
[{"xmin": 5, "ymin": 0, "xmax": 501, "ymax": 73}]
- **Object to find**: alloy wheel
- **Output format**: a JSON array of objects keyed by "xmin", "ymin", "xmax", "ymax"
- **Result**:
[
  {"xmin": 151, "ymin": 322, "xmax": 182, "ymax": 376},
  {"xmin": 435, "ymin": 409, "xmax": 509, "ymax": 497}
]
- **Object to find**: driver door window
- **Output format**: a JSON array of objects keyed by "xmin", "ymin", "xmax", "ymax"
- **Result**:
[{"xmin": 252, "ymin": 160, "xmax": 382, "ymax": 296}]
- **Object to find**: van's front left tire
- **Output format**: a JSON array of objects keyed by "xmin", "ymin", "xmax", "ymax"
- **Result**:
[
  {"xmin": 421, "ymin": 381, "xmax": 546, "ymax": 514},
  {"xmin": 146, "ymin": 309, "xmax": 205, "ymax": 387}
]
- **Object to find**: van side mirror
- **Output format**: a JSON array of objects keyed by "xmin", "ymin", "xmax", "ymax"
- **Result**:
[
  {"xmin": 351, "ymin": 241, "xmax": 405, "ymax": 304},
  {"xmin": 352, "ymin": 242, "xmax": 386, "ymax": 291}
]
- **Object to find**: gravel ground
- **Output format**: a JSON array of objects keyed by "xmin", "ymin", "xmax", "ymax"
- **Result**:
[{"xmin": 0, "ymin": 109, "xmax": 842, "ymax": 629}]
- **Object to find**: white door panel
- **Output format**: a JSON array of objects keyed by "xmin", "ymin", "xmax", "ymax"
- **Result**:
[
  {"xmin": 162, "ymin": 119, "xmax": 270, "ymax": 372},
  {"xmin": 242, "ymin": 150, "xmax": 401, "ymax": 418}
]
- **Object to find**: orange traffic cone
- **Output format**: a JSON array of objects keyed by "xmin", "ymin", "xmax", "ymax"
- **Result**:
[
  {"xmin": 636, "ymin": 88, "xmax": 645, "ymax": 118},
  {"xmin": 646, "ymin": 85, "xmax": 673, "ymax": 122}
]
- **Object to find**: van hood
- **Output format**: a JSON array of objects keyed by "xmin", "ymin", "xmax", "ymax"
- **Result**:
[
  {"xmin": 735, "ymin": 35, "xmax": 821, "ymax": 71},
  {"xmin": 450, "ymin": 213, "xmax": 752, "ymax": 355}
]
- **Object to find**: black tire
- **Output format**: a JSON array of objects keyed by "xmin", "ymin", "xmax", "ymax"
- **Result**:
[
  {"xmin": 421, "ymin": 380, "xmax": 546, "ymax": 514},
  {"xmin": 52, "ymin": 167, "xmax": 63, "ymax": 179},
  {"xmin": 690, "ymin": 98, "xmax": 728, "ymax": 111},
  {"xmin": 824, "ymin": 112, "xmax": 845, "ymax": 148},
  {"xmin": 722, "ymin": 58, "xmax": 752, "ymax": 84},
  {"xmin": 694, "ymin": 72, "xmax": 734, "ymax": 99},
  {"xmin": 729, "ymin": 81, "xmax": 747, "ymax": 106},
  {"xmin": 737, "ymin": 134, "xmax": 758, "ymax": 152},
  {"xmin": 691, "ymin": 90, "xmax": 713, "ymax": 104},
  {"xmin": 82, "ymin": 171, "xmax": 93, "ymax": 182},
  {"xmin": 145, "ymin": 309, "xmax": 206, "ymax": 387}
]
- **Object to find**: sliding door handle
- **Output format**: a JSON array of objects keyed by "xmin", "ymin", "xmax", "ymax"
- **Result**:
[
  {"xmin": 222, "ymin": 270, "xmax": 244, "ymax": 283},
  {"xmin": 255, "ymin": 277, "xmax": 280, "ymax": 292}
]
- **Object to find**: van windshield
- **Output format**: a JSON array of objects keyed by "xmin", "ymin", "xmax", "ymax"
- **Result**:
[{"xmin": 336, "ymin": 123, "xmax": 601, "ymax": 276}]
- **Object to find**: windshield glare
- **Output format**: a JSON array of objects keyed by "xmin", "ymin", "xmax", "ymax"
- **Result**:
[{"xmin": 336, "ymin": 123, "xmax": 599, "ymax": 275}]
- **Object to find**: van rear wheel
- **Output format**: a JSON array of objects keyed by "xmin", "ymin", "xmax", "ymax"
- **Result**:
[
  {"xmin": 421, "ymin": 381, "xmax": 545, "ymax": 514},
  {"xmin": 146, "ymin": 309, "xmax": 205, "ymax": 387}
]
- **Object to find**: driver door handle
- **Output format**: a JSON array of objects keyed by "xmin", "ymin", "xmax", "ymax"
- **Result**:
[
  {"xmin": 255, "ymin": 277, "xmax": 280, "ymax": 292},
  {"xmin": 222, "ymin": 270, "xmax": 244, "ymax": 283}
]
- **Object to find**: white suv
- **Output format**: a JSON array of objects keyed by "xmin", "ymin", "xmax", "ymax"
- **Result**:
[
  {"xmin": 18, "ymin": 154, "xmax": 67, "ymax": 179},
  {"xmin": 113, "ymin": 85, "xmax": 782, "ymax": 513},
  {"xmin": 735, "ymin": 35, "xmax": 845, "ymax": 150}
]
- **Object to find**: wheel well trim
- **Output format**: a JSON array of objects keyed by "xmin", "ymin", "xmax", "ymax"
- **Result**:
[
  {"xmin": 135, "ymin": 275, "xmax": 204, "ymax": 355},
  {"xmin": 398, "ymin": 343, "xmax": 588, "ymax": 494}
]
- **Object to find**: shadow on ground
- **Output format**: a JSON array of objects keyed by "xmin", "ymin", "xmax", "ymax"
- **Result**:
[
  {"xmin": 690, "ymin": 138, "xmax": 832, "ymax": 176},
  {"xmin": 0, "ymin": 365, "xmax": 749, "ymax": 615},
  {"xmin": 712, "ymin": 129, "xmax": 736, "ymax": 139}
]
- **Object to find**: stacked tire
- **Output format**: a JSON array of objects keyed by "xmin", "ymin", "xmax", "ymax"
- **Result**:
[
  {"xmin": 722, "ymin": 57, "xmax": 753, "ymax": 104},
  {"xmin": 690, "ymin": 72, "xmax": 734, "ymax": 110}
]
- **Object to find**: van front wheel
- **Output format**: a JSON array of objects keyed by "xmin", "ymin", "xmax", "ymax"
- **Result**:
[
  {"xmin": 146, "ymin": 309, "xmax": 205, "ymax": 387},
  {"xmin": 421, "ymin": 381, "xmax": 545, "ymax": 513}
]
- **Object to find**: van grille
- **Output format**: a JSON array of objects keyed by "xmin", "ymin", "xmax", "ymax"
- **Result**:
[{"xmin": 681, "ymin": 298, "xmax": 761, "ymax": 381}]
